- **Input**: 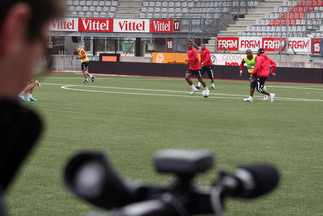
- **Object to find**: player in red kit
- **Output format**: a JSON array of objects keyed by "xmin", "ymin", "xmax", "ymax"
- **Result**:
[
  {"xmin": 244, "ymin": 48, "xmax": 277, "ymax": 103},
  {"xmin": 197, "ymin": 43, "xmax": 215, "ymax": 90},
  {"xmin": 185, "ymin": 41, "xmax": 209, "ymax": 96}
]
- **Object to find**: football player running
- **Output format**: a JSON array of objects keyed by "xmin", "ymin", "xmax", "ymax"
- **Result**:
[
  {"xmin": 197, "ymin": 43, "xmax": 215, "ymax": 90},
  {"xmin": 185, "ymin": 41, "xmax": 209, "ymax": 96}
]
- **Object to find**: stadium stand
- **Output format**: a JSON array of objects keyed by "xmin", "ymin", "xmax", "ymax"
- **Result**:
[
  {"xmin": 241, "ymin": 0, "xmax": 323, "ymax": 37},
  {"xmin": 60, "ymin": 0, "xmax": 322, "ymax": 57},
  {"xmin": 66, "ymin": 0, "xmax": 119, "ymax": 18},
  {"xmin": 64, "ymin": 0, "xmax": 322, "ymax": 38},
  {"xmin": 218, "ymin": 0, "xmax": 323, "ymax": 37}
]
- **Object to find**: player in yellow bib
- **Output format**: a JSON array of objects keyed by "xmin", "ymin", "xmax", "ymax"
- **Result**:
[
  {"xmin": 240, "ymin": 49, "xmax": 268, "ymax": 101},
  {"xmin": 75, "ymin": 48, "xmax": 95, "ymax": 83}
]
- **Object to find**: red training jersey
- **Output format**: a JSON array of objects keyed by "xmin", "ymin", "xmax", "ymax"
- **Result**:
[
  {"xmin": 187, "ymin": 47, "xmax": 201, "ymax": 70},
  {"xmin": 251, "ymin": 53, "xmax": 276, "ymax": 77},
  {"xmin": 200, "ymin": 47, "xmax": 212, "ymax": 66}
]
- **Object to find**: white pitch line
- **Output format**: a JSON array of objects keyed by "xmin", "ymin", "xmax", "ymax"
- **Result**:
[
  {"xmin": 59, "ymin": 84, "xmax": 323, "ymax": 102},
  {"xmin": 61, "ymin": 85, "xmax": 243, "ymax": 100},
  {"xmin": 266, "ymin": 85, "xmax": 323, "ymax": 91}
]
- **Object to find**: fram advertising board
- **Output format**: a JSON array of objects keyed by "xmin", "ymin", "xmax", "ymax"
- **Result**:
[
  {"xmin": 216, "ymin": 37, "xmax": 239, "ymax": 51},
  {"xmin": 239, "ymin": 37, "xmax": 262, "ymax": 52},
  {"xmin": 49, "ymin": 18, "xmax": 78, "ymax": 31},
  {"xmin": 287, "ymin": 37, "xmax": 310, "ymax": 53},
  {"xmin": 216, "ymin": 37, "xmax": 310, "ymax": 53},
  {"xmin": 262, "ymin": 37, "xmax": 286, "ymax": 52}
]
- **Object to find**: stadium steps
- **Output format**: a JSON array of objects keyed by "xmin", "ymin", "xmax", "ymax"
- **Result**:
[
  {"xmin": 217, "ymin": 0, "xmax": 286, "ymax": 36},
  {"xmin": 115, "ymin": 0, "xmax": 143, "ymax": 18}
]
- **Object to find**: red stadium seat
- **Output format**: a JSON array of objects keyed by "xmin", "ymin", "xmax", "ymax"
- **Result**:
[
  {"xmin": 299, "ymin": 7, "xmax": 305, "ymax": 13},
  {"xmin": 290, "ymin": 19, "xmax": 296, "ymax": 25},
  {"xmin": 282, "ymin": 20, "xmax": 287, "ymax": 25},
  {"xmin": 319, "ymin": 1, "xmax": 323, "ymax": 6},
  {"xmin": 269, "ymin": 19, "xmax": 276, "ymax": 26},
  {"xmin": 313, "ymin": 1, "xmax": 318, "ymax": 6},
  {"xmin": 308, "ymin": 7, "xmax": 314, "ymax": 12},
  {"xmin": 293, "ymin": 7, "xmax": 299, "ymax": 13},
  {"xmin": 295, "ymin": 13, "xmax": 300, "ymax": 19},
  {"xmin": 289, "ymin": 13, "xmax": 295, "ymax": 19}
]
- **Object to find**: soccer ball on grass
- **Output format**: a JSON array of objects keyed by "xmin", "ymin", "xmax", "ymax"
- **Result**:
[{"xmin": 202, "ymin": 90, "xmax": 210, "ymax": 98}]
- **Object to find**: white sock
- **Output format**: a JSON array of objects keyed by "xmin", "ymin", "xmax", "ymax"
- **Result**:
[
  {"xmin": 197, "ymin": 82, "xmax": 201, "ymax": 87},
  {"xmin": 86, "ymin": 78, "xmax": 89, "ymax": 81},
  {"xmin": 263, "ymin": 86, "xmax": 267, "ymax": 91},
  {"xmin": 250, "ymin": 96, "xmax": 253, "ymax": 99},
  {"xmin": 28, "ymin": 94, "xmax": 33, "ymax": 98},
  {"xmin": 212, "ymin": 83, "xmax": 215, "ymax": 88},
  {"xmin": 19, "ymin": 91, "xmax": 25, "ymax": 96},
  {"xmin": 90, "ymin": 75, "xmax": 93, "ymax": 78},
  {"xmin": 191, "ymin": 84, "xmax": 196, "ymax": 90},
  {"xmin": 205, "ymin": 87, "xmax": 209, "ymax": 91}
]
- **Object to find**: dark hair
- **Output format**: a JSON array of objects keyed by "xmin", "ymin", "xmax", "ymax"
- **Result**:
[
  {"xmin": 0, "ymin": 0, "xmax": 64, "ymax": 41},
  {"xmin": 258, "ymin": 48, "xmax": 265, "ymax": 53}
]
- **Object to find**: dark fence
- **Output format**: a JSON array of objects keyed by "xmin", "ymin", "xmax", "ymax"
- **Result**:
[{"xmin": 89, "ymin": 62, "xmax": 323, "ymax": 84}]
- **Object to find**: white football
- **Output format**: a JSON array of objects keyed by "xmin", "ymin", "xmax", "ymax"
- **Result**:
[{"xmin": 202, "ymin": 90, "xmax": 210, "ymax": 98}]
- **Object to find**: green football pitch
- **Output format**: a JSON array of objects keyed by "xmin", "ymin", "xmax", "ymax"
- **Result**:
[{"xmin": 6, "ymin": 73, "xmax": 323, "ymax": 216}]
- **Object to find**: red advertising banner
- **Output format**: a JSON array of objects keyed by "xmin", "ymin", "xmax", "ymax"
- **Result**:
[
  {"xmin": 78, "ymin": 18, "xmax": 113, "ymax": 32},
  {"xmin": 216, "ymin": 37, "xmax": 239, "ymax": 51},
  {"xmin": 262, "ymin": 37, "xmax": 286, "ymax": 52},
  {"xmin": 312, "ymin": 38, "xmax": 322, "ymax": 55},
  {"xmin": 150, "ymin": 19, "xmax": 173, "ymax": 33},
  {"xmin": 239, "ymin": 37, "xmax": 262, "ymax": 51}
]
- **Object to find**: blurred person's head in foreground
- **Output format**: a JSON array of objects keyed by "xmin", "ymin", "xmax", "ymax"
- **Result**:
[{"xmin": 0, "ymin": 0, "xmax": 64, "ymax": 99}]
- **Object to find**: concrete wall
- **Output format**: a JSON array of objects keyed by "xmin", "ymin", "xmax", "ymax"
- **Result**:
[{"xmin": 51, "ymin": 55, "xmax": 99, "ymax": 72}]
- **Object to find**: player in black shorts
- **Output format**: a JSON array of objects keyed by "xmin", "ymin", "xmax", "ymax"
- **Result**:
[
  {"xmin": 199, "ymin": 65, "xmax": 215, "ymax": 89},
  {"xmin": 197, "ymin": 44, "xmax": 215, "ymax": 90}
]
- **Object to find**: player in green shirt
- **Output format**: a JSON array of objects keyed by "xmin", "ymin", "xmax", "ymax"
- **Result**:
[{"xmin": 240, "ymin": 49, "xmax": 268, "ymax": 101}]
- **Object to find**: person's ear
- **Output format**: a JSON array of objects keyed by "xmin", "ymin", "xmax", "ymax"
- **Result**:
[{"xmin": 0, "ymin": 3, "xmax": 32, "ymax": 58}]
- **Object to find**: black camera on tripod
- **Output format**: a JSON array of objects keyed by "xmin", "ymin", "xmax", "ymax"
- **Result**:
[{"xmin": 64, "ymin": 149, "xmax": 279, "ymax": 216}]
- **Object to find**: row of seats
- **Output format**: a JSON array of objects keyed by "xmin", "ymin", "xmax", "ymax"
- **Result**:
[
  {"xmin": 246, "ymin": 25, "xmax": 308, "ymax": 32},
  {"xmin": 274, "ymin": 5, "xmax": 323, "ymax": 13},
  {"xmin": 69, "ymin": 5, "xmax": 116, "ymax": 12},
  {"xmin": 267, "ymin": 11, "xmax": 323, "ymax": 26},
  {"xmin": 143, "ymin": 1, "xmax": 194, "ymax": 7},
  {"xmin": 70, "ymin": 11, "xmax": 115, "ymax": 18},
  {"xmin": 66, "ymin": 0, "xmax": 118, "ymax": 18},
  {"xmin": 239, "ymin": 31, "xmax": 323, "ymax": 37},
  {"xmin": 67, "ymin": 0, "xmax": 118, "ymax": 6},
  {"xmin": 268, "ymin": 18, "xmax": 322, "ymax": 26}
]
